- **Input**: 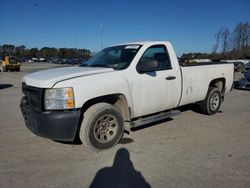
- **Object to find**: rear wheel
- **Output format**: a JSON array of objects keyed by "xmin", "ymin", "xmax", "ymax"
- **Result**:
[
  {"xmin": 79, "ymin": 103, "xmax": 124, "ymax": 150},
  {"xmin": 200, "ymin": 87, "xmax": 222, "ymax": 115}
]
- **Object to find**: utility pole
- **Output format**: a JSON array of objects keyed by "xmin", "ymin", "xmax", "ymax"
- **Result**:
[{"xmin": 74, "ymin": 34, "xmax": 78, "ymax": 49}]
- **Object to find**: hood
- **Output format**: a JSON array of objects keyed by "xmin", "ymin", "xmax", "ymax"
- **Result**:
[{"xmin": 22, "ymin": 67, "xmax": 114, "ymax": 88}]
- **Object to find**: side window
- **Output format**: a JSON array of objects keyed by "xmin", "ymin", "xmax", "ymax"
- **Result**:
[{"xmin": 138, "ymin": 45, "xmax": 171, "ymax": 71}]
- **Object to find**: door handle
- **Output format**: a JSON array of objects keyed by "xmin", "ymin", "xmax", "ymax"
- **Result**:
[{"xmin": 165, "ymin": 76, "xmax": 176, "ymax": 80}]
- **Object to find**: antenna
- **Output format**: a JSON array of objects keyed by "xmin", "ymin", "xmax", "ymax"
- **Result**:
[
  {"xmin": 100, "ymin": 22, "xmax": 103, "ymax": 49},
  {"xmin": 74, "ymin": 34, "xmax": 77, "ymax": 49}
]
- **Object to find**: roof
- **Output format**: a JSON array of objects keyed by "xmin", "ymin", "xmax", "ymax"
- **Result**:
[{"xmin": 108, "ymin": 41, "xmax": 170, "ymax": 48}]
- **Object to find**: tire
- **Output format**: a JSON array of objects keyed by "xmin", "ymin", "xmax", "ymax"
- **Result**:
[
  {"xmin": 0, "ymin": 66, "xmax": 6, "ymax": 72},
  {"xmin": 79, "ymin": 103, "xmax": 124, "ymax": 150},
  {"xmin": 16, "ymin": 68, "xmax": 20, "ymax": 72},
  {"xmin": 200, "ymin": 87, "xmax": 222, "ymax": 115},
  {"xmin": 233, "ymin": 81, "xmax": 239, "ymax": 89}
]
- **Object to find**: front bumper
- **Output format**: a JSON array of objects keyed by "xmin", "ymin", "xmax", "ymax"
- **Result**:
[
  {"xmin": 6, "ymin": 64, "xmax": 20, "ymax": 69},
  {"xmin": 20, "ymin": 96, "xmax": 81, "ymax": 141}
]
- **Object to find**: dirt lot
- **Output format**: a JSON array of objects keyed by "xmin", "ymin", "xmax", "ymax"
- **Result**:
[{"xmin": 0, "ymin": 63, "xmax": 250, "ymax": 188}]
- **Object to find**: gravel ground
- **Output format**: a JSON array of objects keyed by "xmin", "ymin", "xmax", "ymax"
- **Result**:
[{"xmin": 0, "ymin": 63, "xmax": 250, "ymax": 188}]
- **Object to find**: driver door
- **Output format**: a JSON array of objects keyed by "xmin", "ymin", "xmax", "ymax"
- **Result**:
[{"xmin": 130, "ymin": 45, "xmax": 181, "ymax": 118}]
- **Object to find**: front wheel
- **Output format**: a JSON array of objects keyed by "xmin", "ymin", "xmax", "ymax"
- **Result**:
[
  {"xmin": 0, "ymin": 66, "xmax": 6, "ymax": 72},
  {"xmin": 79, "ymin": 103, "xmax": 124, "ymax": 150},
  {"xmin": 200, "ymin": 87, "xmax": 222, "ymax": 115}
]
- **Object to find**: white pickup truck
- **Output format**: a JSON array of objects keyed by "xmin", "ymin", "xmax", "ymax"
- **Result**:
[{"xmin": 20, "ymin": 41, "xmax": 234, "ymax": 150}]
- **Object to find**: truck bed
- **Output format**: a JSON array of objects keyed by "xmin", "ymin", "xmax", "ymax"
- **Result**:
[{"xmin": 178, "ymin": 63, "xmax": 234, "ymax": 106}]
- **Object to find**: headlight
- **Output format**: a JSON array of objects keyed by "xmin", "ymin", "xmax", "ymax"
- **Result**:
[{"xmin": 44, "ymin": 87, "xmax": 75, "ymax": 110}]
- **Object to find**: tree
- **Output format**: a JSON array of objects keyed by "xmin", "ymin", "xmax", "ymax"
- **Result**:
[
  {"xmin": 211, "ymin": 22, "xmax": 250, "ymax": 59},
  {"xmin": 212, "ymin": 29, "xmax": 223, "ymax": 53},
  {"xmin": 78, "ymin": 49, "xmax": 91, "ymax": 59},
  {"xmin": 15, "ymin": 45, "xmax": 26, "ymax": 57},
  {"xmin": 49, "ymin": 47, "xmax": 59, "ymax": 58},
  {"xmin": 221, "ymin": 27, "xmax": 230, "ymax": 54},
  {"xmin": 233, "ymin": 22, "xmax": 250, "ymax": 52},
  {"xmin": 2, "ymin": 44, "xmax": 15, "ymax": 53},
  {"xmin": 59, "ymin": 48, "xmax": 67, "ymax": 58},
  {"xmin": 0, "ymin": 44, "xmax": 92, "ymax": 60},
  {"xmin": 212, "ymin": 27, "xmax": 230, "ymax": 54},
  {"xmin": 29, "ymin": 48, "xmax": 38, "ymax": 58},
  {"xmin": 242, "ymin": 22, "xmax": 250, "ymax": 48}
]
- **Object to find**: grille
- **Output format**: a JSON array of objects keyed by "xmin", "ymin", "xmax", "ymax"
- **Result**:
[{"xmin": 22, "ymin": 82, "xmax": 43, "ymax": 112}]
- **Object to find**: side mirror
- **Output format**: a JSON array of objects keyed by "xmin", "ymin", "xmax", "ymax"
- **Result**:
[{"xmin": 137, "ymin": 60, "xmax": 159, "ymax": 73}]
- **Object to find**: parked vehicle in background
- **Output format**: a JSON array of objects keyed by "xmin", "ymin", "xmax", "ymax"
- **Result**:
[
  {"xmin": 245, "ymin": 63, "xmax": 250, "ymax": 72},
  {"xmin": 234, "ymin": 70, "xmax": 250, "ymax": 90},
  {"xmin": 20, "ymin": 41, "xmax": 234, "ymax": 150},
  {"xmin": 48, "ymin": 58, "xmax": 60, "ymax": 64},
  {"xmin": 0, "ymin": 56, "xmax": 21, "ymax": 72},
  {"xmin": 39, "ymin": 58, "xmax": 47, "ymax": 63},
  {"xmin": 32, "ymin": 57, "xmax": 39, "ymax": 62},
  {"xmin": 233, "ymin": 61, "xmax": 245, "ymax": 72}
]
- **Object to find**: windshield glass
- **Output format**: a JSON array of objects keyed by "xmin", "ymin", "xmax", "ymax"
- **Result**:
[
  {"xmin": 9, "ymin": 58, "xmax": 17, "ymax": 64},
  {"xmin": 80, "ymin": 44, "xmax": 141, "ymax": 70}
]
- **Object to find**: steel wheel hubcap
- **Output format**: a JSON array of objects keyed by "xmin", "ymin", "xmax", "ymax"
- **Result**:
[
  {"xmin": 93, "ymin": 114, "xmax": 118, "ymax": 143},
  {"xmin": 210, "ymin": 93, "xmax": 220, "ymax": 111}
]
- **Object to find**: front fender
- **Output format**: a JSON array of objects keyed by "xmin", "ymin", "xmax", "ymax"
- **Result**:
[{"xmin": 53, "ymin": 71, "xmax": 134, "ymax": 113}]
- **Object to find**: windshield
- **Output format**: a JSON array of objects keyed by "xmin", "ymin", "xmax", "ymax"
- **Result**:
[
  {"xmin": 9, "ymin": 58, "xmax": 17, "ymax": 64},
  {"xmin": 80, "ymin": 44, "xmax": 141, "ymax": 70}
]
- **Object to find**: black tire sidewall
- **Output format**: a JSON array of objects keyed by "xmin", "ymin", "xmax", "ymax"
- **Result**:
[
  {"xmin": 86, "ymin": 106, "xmax": 124, "ymax": 149},
  {"xmin": 206, "ymin": 88, "xmax": 222, "ymax": 115}
]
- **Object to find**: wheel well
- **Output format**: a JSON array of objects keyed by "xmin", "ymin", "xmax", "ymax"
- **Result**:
[
  {"xmin": 209, "ymin": 78, "xmax": 226, "ymax": 94},
  {"xmin": 81, "ymin": 94, "xmax": 131, "ymax": 121}
]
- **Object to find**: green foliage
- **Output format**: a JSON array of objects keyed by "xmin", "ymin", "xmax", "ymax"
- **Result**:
[
  {"xmin": 0, "ymin": 44, "xmax": 91, "ymax": 60},
  {"xmin": 181, "ymin": 53, "xmax": 211, "ymax": 59}
]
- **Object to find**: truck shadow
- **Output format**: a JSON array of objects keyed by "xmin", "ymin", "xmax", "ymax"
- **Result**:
[
  {"xmin": 54, "ymin": 104, "xmax": 223, "ymax": 146},
  {"xmin": 119, "ymin": 137, "xmax": 134, "ymax": 145},
  {"xmin": 177, "ymin": 104, "xmax": 223, "ymax": 114},
  {"xmin": 90, "ymin": 148, "xmax": 151, "ymax": 188},
  {"xmin": 54, "ymin": 135, "xmax": 134, "ymax": 146},
  {"xmin": 131, "ymin": 104, "xmax": 223, "ymax": 133},
  {"xmin": 177, "ymin": 104, "xmax": 202, "ymax": 114},
  {"xmin": 131, "ymin": 118, "xmax": 174, "ymax": 132},
  {"xmin": 53, "ymin": 139, "xmax": 82, "ymax": 145},
  {"xmin": 0, "ymin": 84, "xmax": 13, "ymax": 90}
]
